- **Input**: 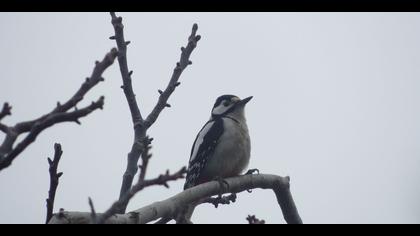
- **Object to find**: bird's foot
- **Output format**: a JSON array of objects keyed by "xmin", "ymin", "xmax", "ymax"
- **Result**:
[
  {"xmin": 213, "ymin": 176, "xmax": 229, "ymax": 198},
  {"xmin": 245, "ymin": 168, "xmax": 260, "ymax": 175},
  {"xmin": 244, "ymin": 169, "xmax": 259, "ymax": 193}
]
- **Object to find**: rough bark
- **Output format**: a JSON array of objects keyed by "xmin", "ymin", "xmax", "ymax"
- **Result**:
[{"xmin": 48, "ymin": 174, "xmax": 302, "ymax": 224}]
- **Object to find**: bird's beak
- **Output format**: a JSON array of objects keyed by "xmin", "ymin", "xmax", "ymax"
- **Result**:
[{"xmin": 237, "ymin": 96, "xmax": 253, "ymax": 106}]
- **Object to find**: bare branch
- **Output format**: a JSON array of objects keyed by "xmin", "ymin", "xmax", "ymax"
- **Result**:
[
  {"xmin": 110, "ymin": 12, "xmax": 146, "ymax": 210},
  {"xmin": 246, "ymin": 215, "xmax": 266, "ymax": 224},
  {"xmin": 46, "ymin": 143, "xmax": 64, "ymax": 224},
  {"xmin": 110, "ymin": 12, "xmax": 144, "ymax": 125},
  {"xmin": 0, "ymin": 48, "xmax": 117, "ymax": 172},
  {"xmin": 52, "ymin": 48, "xmax": 118, "ymax": 113},
  {"xmin": 144, "ymin": 23, "xmax": 201, "ymax": 128},
  {"xmin": 96, "ymin": 166, "xmax": 187, "ymax": 224},
  {"xmin": 0, "ymin": 123, "xmax": 9, "ymax": 134},
  {"xmin": 49, "ymin": 174, "xmax": 302, "ymax": 224},
  {"xmin": 88, "ymin": 197, "xmax": 98, "ymax": 224},
  {"xmin": 0, "ymin": 103, "xmax": 12, "ymax": 121},
  {"xmin": 0, "ymin": 97, "xmax": 105, "ymax": 171},
  {"xmin": 110, "ymin": 12, "xmax": 200, "ymax": 214}
]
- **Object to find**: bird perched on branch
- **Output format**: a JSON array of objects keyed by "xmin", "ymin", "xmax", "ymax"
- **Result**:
[{"xmin": 184, "ymin": 95, "xmax": 253, "ymax": 190}]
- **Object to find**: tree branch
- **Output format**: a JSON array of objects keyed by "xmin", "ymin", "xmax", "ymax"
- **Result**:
[
  {"xmin": 110, "ymin": 12, "xmax": 147, "ymax": 210},
  {"xmin": 48, "ymin": 174, "xmax": 302, "ymax": 224},
  {"xmin": 109, "ymin": 12, "xmax": 200, "ymax": 213},
  {"xmin": 96, "ymin": 166, "xmax": 187, "ymax": 224},
  {"xmin": 0, "ymin": 97, "xmax": 105, "ymax": 171},
  {"xmin": 0, "ymin": 48, "xmax": 117, "ymax": 172},
  {"xmin": 45, "ymin": 143, "xmax": 63, "ymax": 224},
  {"xmin": 0, "ymin": 103, "xmax": 12, "ymax": 121},
  {"xmin": 143, "ymin": 23, "xmax": 201, "ymax": 128},
  {"xmin": 52, "ymin": 48, "xmax": 118, "ymax": 114},
  {"xmin": 88, "ymin": 197, "xmax": 98, "ymax": 224},
  {"xmin": 0, "ymin": 123, "xmax": 9, "ymax": 134},
  {"xmin": 246, "ymin": 215, "xmax": 266, "ymax": 224}
]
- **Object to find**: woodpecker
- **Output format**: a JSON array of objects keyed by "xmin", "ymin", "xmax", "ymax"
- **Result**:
[{"xmin": 184, "ymin": 95, "xmax": 252, "ymax": 190}]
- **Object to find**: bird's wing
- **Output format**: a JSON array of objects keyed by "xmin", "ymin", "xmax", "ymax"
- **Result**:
[{"xmin": 184, "ymin": 118, "xmax": 224, "ymax": 189}]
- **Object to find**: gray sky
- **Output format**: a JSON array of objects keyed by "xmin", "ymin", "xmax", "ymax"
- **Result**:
[{"xmin": 0, "ymin": 12, "xmax": 419, "ymax": 224}]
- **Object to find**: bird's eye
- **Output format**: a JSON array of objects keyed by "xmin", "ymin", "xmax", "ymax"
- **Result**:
[{"xmin": 223, "ymin": 101, "xmax": 230, "ymax": 107}]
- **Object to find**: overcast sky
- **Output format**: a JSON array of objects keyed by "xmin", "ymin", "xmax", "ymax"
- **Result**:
[{"xmin": 0, "ymin": 12, "xmax": 419, "ymax": 224}]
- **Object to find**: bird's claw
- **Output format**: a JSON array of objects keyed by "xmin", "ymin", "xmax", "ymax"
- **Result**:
[{"xmin": 213, "ymin": 176, "xmax": 229, "ymax": 198}]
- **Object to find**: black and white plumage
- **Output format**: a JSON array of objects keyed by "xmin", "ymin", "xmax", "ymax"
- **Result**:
[{"xmin": 184, "ymin": 95, "xmax": 252, "ymax": 190}]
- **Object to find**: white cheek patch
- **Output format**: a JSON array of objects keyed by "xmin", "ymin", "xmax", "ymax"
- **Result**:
[
  {"xmin": 190, "ymin": 121, "xmax": 214, "ymax": 162},
  {"xmin": 212, "ymin": 103, "xmax": 234, "ymax": 116}
]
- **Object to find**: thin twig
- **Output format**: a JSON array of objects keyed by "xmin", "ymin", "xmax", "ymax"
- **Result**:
[
  {"xmin": 110, "ymin": 12, "xmax": 200, "ymax": 214},
  {"xmin": 246, "ymin": 215, "xmax": 266, "ymax": 224},
  {"xmin": 0, "ymin": 48, "xmax": 117, "ymax": 172},
  {"xmin": 0, "ymin": 103, "xmax": 12, "ymax": 121},
  {"xmin": 88, "ymin": 197, "xmax": 98, "ymax": 224},
  {"xmin": 45, "ymin": 143, "xmax": 63, "ymax": 224}
]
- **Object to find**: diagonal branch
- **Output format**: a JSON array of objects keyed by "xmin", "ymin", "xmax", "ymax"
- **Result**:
[
  {"xmin": 110, "ymin": 12, "xmax": 200, "ymax": 214},
  {"xmin": 52, "ymin": 48, "xmax": 118, "ymax": 114},
  {"xmin": 96, "ymin": 166, "xmax": 187, "ymax": 224},
  {"xmin": 0, "ymin": 97, "xmax": 105, "ymax": 171},
  {"xmin": 46, "ymin": 143, "xmax": 64, "ymax": 224},
  {"xmin": 48, "ymin": 174, "xmax": 302, "ymax": 224},
  {"xmin": 0, "ymin": 48, "xmax": 117, "ymax": 172},
  {"xmin": 143, "ymin": 23, "xmax": 201, "ymax": 128},
  {"xmin": 0, "ymin": 123, "xmax": 9, "ymax": 134}
]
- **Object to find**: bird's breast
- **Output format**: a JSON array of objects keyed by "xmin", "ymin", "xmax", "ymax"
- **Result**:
[{"xmin": 203, "ymin": 118, "xmax": 251, "ymax": 179}]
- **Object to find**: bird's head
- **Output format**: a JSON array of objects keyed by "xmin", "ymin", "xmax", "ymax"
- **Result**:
[{"xmin": 211, "ymin": 95, "xmax": 253, "ymax": 120}]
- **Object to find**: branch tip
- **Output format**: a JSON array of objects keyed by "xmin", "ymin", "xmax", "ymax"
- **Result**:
[{"xmin": 1, "ymin": 102, "xmax": 12, "ymax": 118}]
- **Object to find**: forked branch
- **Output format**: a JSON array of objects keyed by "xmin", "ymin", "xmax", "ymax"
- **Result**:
[
  {"xmin": 110, "ymin": 12, "xmax": 200, "ymax": 213},
  {"xmin": 0, "ymin": 48, "xmax": 118, "ymax": 172}
]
